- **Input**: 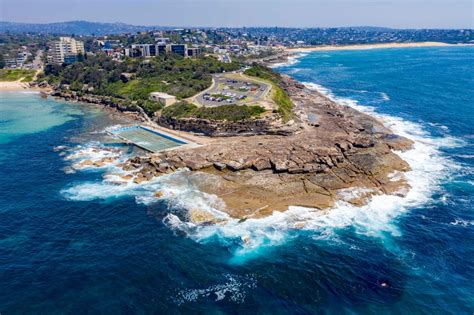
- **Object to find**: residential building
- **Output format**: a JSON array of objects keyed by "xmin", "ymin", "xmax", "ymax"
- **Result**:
[
  {"xmin": 128, "ymin": 44, "xmax": 171, "ymax": 58},
  {"xmin": 157, "ymin": 44, "xmax": 167, "ymax": 55},
  {"xmin": 4, "ymin": 58, "xmax": 18, "ymax": 68},
  {"xmin": 187, "ymin": 47, "xmax": 202, "ymax": 58},
  {"xmin": 4, "ymin": 52, "xmax": 29, "ymax": 68},
  {"xmin": 49, "ymin": 37, "xmax": 85, "ymax": 64},
  {"xmin": 63, "ymin": 54, "xmax": 79, "ymax": 65},
  {"xmin": 170, "ymin": 44, "xmax": 187, "ymax": 57},
  {"xmin": 155, "ymin": 37, "xmax": 170, "ymax": 44}
]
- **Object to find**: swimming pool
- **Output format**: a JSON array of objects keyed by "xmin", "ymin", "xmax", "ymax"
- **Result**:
[{"xmin": 110, "ymin": 126, "xmax": 187, "ymax": 153}]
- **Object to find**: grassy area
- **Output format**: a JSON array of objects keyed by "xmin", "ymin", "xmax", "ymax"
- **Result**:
[
  {"xmin": 244, "ymin": 64, "xmax": 294, "ymax": 122},
  {"xmin": 161, "ymin": 102, "xmax": 266, "ymax": 122},
  {"xmin": 272, "ymin": 86, "xmax": 293, "ymax": 122},
  {"xmin": 244, "ymin": 64, "xmax": 282, "ymax": 83},
  {"xmin": 105, "ymin": 79, "xmax": 168, "ymax": 100},
  {"xmin": 0, "ymin": 69, "xmax": 36, "ymax": 82}
]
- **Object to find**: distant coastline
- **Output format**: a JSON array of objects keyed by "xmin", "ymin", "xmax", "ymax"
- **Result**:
[{"xmin": 286, "ymin": 41, "xmax": 473, "ymax": 52}]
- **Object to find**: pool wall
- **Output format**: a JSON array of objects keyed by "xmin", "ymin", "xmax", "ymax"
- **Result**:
[{"xmin": 110, "ymin": 125, "xmax": 188, "ymax": 145}]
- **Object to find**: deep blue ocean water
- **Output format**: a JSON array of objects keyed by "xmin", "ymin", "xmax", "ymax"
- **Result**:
[{"xmin": 1, "ymin": 46, "xmax": 473, "ymax": 313}]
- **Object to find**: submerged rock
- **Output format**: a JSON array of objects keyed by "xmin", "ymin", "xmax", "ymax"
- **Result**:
[{"xmin": 188, "ymin": 209, "xmax": 217, "ymax": 224}]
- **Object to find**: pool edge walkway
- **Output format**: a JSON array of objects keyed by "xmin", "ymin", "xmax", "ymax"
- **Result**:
[{"xmin": 108, "ymin": 124, "xmax": 202, "ymax": 153}]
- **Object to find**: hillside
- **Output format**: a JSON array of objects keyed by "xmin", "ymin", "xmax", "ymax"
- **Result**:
[{"xmin": 0, "ymin": 20, "xmax": 166, "ymax": 35}]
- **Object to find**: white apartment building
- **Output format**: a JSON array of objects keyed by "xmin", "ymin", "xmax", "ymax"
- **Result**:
[{"xmin": 50, "ymin": 37, "xmax": 85, "ymax": 64}]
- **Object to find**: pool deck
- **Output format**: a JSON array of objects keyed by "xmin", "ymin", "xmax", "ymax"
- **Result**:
[{"xmin": 108, "ymin": 125, "xmax": 201, "ymax": 153}]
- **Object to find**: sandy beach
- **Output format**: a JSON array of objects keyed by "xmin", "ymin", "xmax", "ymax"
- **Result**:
[
  {"xmin": 0, "ymin": 80, "xmax": 32, "ymax": 91},
  {"xmin": 286, "ymin": 41, "xmax": 470, "ymax": 53}
]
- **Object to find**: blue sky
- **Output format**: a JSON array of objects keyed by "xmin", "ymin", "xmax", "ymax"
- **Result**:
[{"xmin": 1, "ymin": 0, "xmax": 473, "ymax": 28}]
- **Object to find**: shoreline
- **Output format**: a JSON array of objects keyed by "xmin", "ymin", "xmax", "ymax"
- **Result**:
[
  {"xmin": 285, "ymin": 41, "xmax": 472, "ymax": 53},
  {"xmin": 6, "ymin": 57, "xmax": 418, "ymax": 222},
  {"xmin": 0, "ymin": 80, "xmax": 35, "ymax": 91}
]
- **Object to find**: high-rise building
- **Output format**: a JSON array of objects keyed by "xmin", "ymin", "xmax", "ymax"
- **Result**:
[
  {"xmin": 187, "ymin": 47, "xmax": 202, "ymax": 58},
  {"xmin": 49, "ymin": 37, "xmax": 85, "ymax": 64},
  {"xmin": 170, "ymin": 44, "xmax": 188, "ymax": 57},
  {"xmin": 129, "ymin": 44, "xmax": 169, "ymax": 57},
  {"xmin": 157, "ymin": 44, "xmax": 167, "ymax": 55}
]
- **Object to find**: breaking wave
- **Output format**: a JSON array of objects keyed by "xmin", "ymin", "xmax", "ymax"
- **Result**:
[
  {"xmin": 271, "ymin": 53, "xmax": 308, "ymax": 68},
  {"xmin": 172, "ymin": 274, "xmax": 257, "ymax": 305}
]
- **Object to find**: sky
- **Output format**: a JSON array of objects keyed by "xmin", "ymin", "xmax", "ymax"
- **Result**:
[{"xmin": 1, "ymin": 0, "xmax": 473, "ymax": 29}]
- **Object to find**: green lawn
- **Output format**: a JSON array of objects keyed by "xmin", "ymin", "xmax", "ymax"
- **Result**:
[{"xmin": 0, "ymin": 69, "xmax": 36, "ymax": 82}]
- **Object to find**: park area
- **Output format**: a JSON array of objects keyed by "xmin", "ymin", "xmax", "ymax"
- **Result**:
[{"xmin": 192, "ymin": 73, "xmax": 273, "ymax": 109}]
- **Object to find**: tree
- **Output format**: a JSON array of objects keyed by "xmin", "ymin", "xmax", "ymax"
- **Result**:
[{"xmin": 0, "ymin": 54, "xmax": 5, "ymax": 69}]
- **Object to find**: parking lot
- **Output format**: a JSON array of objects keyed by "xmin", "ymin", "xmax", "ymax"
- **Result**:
[{"xmin": 194, "ymin": 74, "xmax": 271, "ymax": 107}]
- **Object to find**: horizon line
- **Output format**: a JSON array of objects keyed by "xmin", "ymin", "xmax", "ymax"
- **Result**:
[{"xmin": 1, "ymin": 20, "xmax": 472, "ymax": 31}]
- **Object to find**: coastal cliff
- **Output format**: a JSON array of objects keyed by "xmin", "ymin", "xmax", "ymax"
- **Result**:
[
  {"xmin": 156, "ymin": 114, "xmax": 299, "ymax": 137},
  {"xmin": 122, "ymin": 74, "xmax": 414, "ymax": 221}
]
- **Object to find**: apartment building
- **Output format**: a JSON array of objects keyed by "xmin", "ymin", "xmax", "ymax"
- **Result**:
[{"xmin": 49, "ymin": 37, "xmax": 85, "ymax": 64}]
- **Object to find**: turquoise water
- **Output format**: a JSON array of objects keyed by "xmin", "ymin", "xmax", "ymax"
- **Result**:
[
  {"xmin": 0, "ymin": 92, "xmax": 81, "ymax": 144},
  {"xmin": 1, "ymin": 46, "xmax": 473, "ymax": 313}
]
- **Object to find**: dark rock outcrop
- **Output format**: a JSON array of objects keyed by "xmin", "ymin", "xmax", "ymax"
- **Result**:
[{"xmin": 157, "ymin": 115, "xmax": 300, "ymax": 137}]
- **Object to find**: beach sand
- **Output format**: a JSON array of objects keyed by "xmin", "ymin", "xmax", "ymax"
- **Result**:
[
  {"xmin": 286, "ymin": 42, "xmax": 470, "ymax": 53},
  {"xmin": 0, "ymin": 80, "xmax": 32, "ymax": 91}
]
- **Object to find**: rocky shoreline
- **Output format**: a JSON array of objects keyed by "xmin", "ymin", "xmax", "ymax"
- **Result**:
[
  {"xmin": 121, "ymin": 74, "xmax": 414, "ymax": 221},
  {"xmin": 43, "ymin": 59, "xmax": 415, "ymax": 223},
  {"xmin": 49, "ymin": 90, "xmax": 152, "ymax": 123}
]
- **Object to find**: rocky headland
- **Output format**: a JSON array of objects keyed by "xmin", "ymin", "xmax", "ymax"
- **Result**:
[{"xmin": 121, "ymin": 74, "xmax": 414, "ymax": 222}]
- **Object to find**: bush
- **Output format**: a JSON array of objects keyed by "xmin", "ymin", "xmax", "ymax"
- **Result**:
[
  {"xmin": 161, "ymin": 101, "xmax": 198, "ymax": 119},
  {"xmin": 137, "ymin": 99, "xmax": 164, "ymax": 115}
]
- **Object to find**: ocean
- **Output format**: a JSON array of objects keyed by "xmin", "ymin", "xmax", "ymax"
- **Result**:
[{"xmin": 1, "ymin": 46, "xmax": 473, "ymax": 313}]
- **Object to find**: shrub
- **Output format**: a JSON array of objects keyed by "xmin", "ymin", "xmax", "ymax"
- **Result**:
[
  {"xmin": 137, "ymin": 99, "xmax": 164, "ymax": 115},
  {"xmin": 161, "ymin": 101, "xmax": 198, "ymax": 119}
]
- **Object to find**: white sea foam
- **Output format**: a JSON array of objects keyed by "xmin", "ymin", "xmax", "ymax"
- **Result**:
[
  {"xmin": 271, "ymin": 53, "xmax": 308, "ymax": 68},
  {"xmin": 450, "ymin": 219, "xmax": 474, "ymax": 227},
  {"xmin": 380, "ymin": 92, "xmax": 390, "ymax": 101},
  {"xmin": 19, "ymin": 90, "xmax": 41, "ymax": 94},
  {"xmin": 173, "ymin": 274, "xmax": 257, "ymax": 305}
]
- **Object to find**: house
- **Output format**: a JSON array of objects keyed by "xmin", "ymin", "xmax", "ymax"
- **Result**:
[{"xmin": 150, "ymin": 92, "xmax": 177, "ymax": 106}]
